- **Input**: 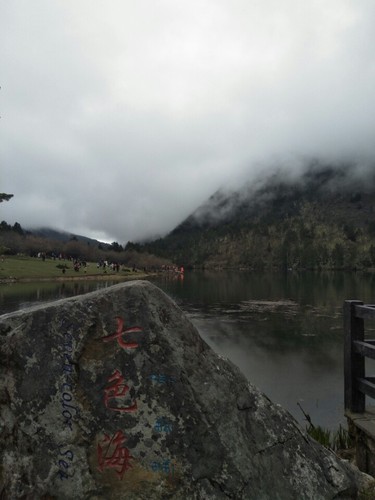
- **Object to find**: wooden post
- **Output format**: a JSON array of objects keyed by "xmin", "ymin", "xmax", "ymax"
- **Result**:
[{"xmin": 344, "ymin": 300, "xmax": 365, "ymax": 413}]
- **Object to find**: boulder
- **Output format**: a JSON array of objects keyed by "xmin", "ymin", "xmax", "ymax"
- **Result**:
[{"xmin": 0, "ymin": 280, "xmax": 366, "ymax": 499}]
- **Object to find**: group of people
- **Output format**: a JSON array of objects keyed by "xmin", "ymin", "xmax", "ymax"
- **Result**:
[
  {"xmin": 160, "ymin": 265, "xmax": 184, "ymax": 274},
  {"xmin": 73, "ymin": 259, "xmax": 87, "ymax": 272},
  {"xmin": 97, "ymin": 260, "xmax": 121, "ymax": 272}
]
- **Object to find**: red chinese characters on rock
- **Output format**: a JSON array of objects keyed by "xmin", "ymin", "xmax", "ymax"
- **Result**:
[
  {"xmin": 104, "ymin": 369, "xmax": 137, "ymax": 413},
  {"xmin": 97, "ymin": 430, "xmax": 133, "ymax": 479},
  {"xmin": 98, "ymin": 316, "xmax": 142, "ymax": 480},
  {"xmin": 102, "ymin": 316, "xmax": 142, "ymax": 349}
]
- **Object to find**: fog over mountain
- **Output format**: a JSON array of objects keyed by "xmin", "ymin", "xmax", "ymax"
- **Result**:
[
  {"xmin": 141, "ymin": 163, "xmax": 375, "ymax": 270},
  {"xmin": 1, "ymin": 1, "xmax": 375, "ymax": 244},
  {"xmin": 188, "ymin": 161, "xmax": 375, "ymax": 227}
]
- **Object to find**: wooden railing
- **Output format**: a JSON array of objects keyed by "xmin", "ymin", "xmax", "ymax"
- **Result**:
[{"xmin": 344, "ymin": 300, "xmax": 375, "ymax": 413}]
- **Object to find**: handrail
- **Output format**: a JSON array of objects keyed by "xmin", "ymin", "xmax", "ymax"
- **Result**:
[
  {"xmin": 344, "ymin": 300, "xmax": 375, "ymax": 413},
  {"xmin": 353, "ymin": 340, "xmax": 375, "ymax": 359},
  {"xmin": 353, "ymin": 304, "xmax": 375, "ymax": 320}
]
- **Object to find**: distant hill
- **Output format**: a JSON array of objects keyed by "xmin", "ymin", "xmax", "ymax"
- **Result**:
[
  {"xmin": 29, "ymin": 227, "xmax": 109, "ymax": 248},
  {"xmin": 0, "ymin": 224, "xmax": 172, "ymax": 268},
  {"xmin": 142, "ymin": 163, "xmax": 375, "ymax": 270}
]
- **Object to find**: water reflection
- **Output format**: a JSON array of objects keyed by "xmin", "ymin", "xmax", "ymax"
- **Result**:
[
  {"xmin": 150, "ymin": 270, "xmax": 375, "ymax": 430},
  {"xmin": 0, "ymin": 280, "xmax": 116, "ymax": 315}
]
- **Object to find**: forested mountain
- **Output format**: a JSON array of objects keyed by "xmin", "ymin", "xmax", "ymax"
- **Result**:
[{"xmin": 142, "ymin": 163, "xmax": 375, "ymax": 270}]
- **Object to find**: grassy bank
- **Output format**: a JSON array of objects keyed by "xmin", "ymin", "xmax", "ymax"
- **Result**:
[{"xmin": 0, "ymin": 255, "xmax": 148, "ymax": 282}]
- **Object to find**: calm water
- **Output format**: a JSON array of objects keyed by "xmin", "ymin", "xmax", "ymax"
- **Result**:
[
  {"xmin": 2, "ymin": 271, "xmax": 375, "ymax": 430},
  {"xmin": 0, "ymin": 280, "xmax": 117, "ymax": 313},
  {"xmin": 149, "ymin": 270, "xmax": 375, "ymax": 431}
]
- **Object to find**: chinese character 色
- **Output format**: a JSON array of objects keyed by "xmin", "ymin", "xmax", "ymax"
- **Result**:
[{"xmin": 104, "ymin": 369, "xmax": 137, "ymax": 413}]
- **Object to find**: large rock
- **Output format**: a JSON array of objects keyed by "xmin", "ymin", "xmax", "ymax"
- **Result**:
[{"xmin": 0, "ymin": 280, "xmax": 366, "ymax": 498}]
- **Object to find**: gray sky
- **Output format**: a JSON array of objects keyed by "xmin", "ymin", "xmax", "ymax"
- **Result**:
[{"xmin": 1, "ymin": 1, "xmax": 375, "ymax": 244}]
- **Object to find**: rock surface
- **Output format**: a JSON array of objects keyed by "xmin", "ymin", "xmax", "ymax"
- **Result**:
[{"xmin": 0, "ymin": 280, "xmax": 365, "ymax": 499}]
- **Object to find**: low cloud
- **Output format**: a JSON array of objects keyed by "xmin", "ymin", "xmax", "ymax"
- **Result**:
[{"xmin": 1, "ymin": 0, "xmax": 375, "ymax": 243}]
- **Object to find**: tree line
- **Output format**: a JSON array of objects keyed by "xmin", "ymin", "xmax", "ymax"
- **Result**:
[
  {"xmin": 0, "ymin": 221, "xmax": 172, "ymax": 269},
  {"xmin": 141, "ymin": 202, "xmax": 375, "ymax": 271}
]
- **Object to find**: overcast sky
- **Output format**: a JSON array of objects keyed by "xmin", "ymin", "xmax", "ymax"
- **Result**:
[{"xmin": 1, "ymin": 1, "xmax": 375, "ymax": 243}]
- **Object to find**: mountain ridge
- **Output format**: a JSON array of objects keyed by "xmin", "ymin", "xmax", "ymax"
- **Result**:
[
  {"xmin": 141, "ymin": 163, "xmax": 375, "ymax": 270},
  {"xmin": 28, "ymin": 227, "xmax": 109, "ymax": 247}
]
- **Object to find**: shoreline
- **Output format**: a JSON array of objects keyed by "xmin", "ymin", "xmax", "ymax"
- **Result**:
[{"xmin": 0, "ymin": 272, "xmax": 154, "ymax": 284}]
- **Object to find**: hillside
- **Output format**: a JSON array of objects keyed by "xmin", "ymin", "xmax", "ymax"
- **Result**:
[
  {"xmin": 29, "ymin": 227, "xmax": 106, "ymax": 247},
  {"xmin": 142, "ymin": 163, "xmax": 375, "ymax": 270}
]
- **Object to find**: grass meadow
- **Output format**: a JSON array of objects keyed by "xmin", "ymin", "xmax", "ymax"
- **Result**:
[{"xmin": 0, "ymin": 255, "xmax": 138, "ymax": 281}]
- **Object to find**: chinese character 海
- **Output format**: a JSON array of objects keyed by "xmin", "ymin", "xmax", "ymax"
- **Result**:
[{"xmin": 97, "ymin": 430, "xmax": 133, "ymax": 479}]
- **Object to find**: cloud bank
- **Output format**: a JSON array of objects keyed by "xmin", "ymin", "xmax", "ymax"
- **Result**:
[{"xmin": 1, "ymin": 0, "xmax": 375, "ymax": 243}]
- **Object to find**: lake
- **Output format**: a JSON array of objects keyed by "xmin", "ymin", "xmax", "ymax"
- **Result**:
[{"xmin": 2, "ymin": 270, "xmax": 375, "ymax": 431}]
